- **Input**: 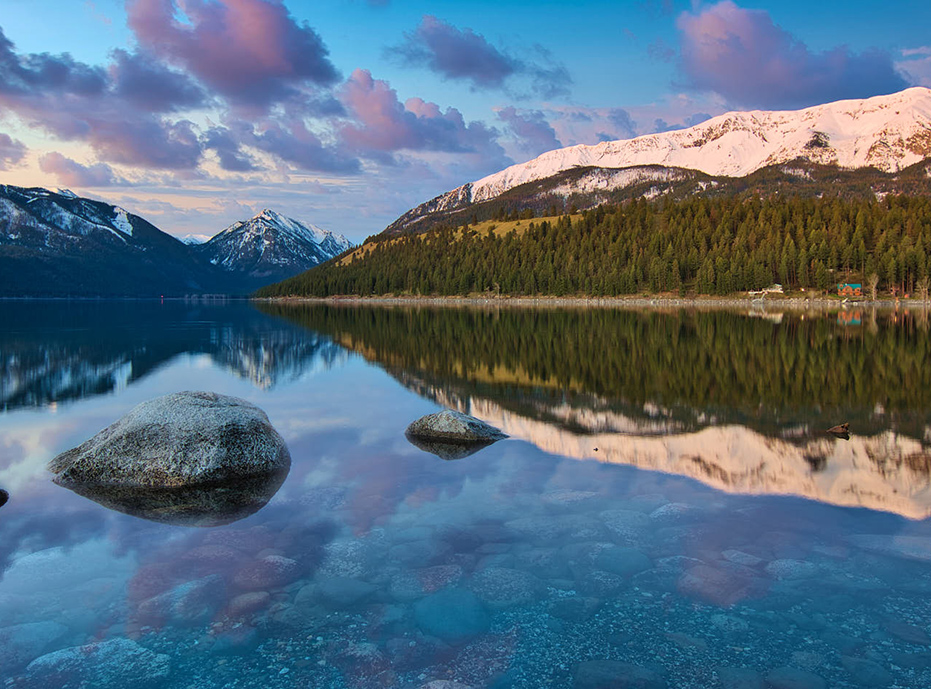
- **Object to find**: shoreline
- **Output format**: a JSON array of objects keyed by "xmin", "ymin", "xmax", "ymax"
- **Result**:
[{"xmin": 254, "ymin": 294, "xmax": 929, "ymax": 311}]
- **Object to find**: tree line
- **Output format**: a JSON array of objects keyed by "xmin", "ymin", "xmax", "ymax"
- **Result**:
[
  {"xmin": 257, "ymin": 195, "xmax": 931, "ymax": 298},
  {"xmin": 261, "ymin": 303, "xmax": 931, "ymax": 441}
]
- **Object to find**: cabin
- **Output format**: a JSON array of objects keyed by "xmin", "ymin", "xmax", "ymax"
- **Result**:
[{"xmin": 837, "ymin": 283, "xmax": 862, "ymax": 297}]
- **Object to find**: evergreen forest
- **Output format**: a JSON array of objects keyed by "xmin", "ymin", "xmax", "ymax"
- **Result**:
[{"xmin": 257, "ymin": 195, "xmax": 931, "ymax": 298}]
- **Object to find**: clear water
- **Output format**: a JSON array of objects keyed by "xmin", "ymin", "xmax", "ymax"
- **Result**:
[{"xmin": 2, "ymin": 301, "xmax": 931, "ymax": 689}]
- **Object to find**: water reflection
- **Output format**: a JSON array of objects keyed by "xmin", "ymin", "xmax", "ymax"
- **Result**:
[
  {"xmin": 268, "ymin": 303, "xmax": 931, "ymax": 518},
  {"xmin": 0, "ymin": 301, "xmax": 347, "ymax": 412},
  {"xmin": 3, "ymin": 302, "xmax": 931, "ymax": 688},
  {"xmin": 54, "ymin": 470, "xmax": 289, "ymax": 527}
]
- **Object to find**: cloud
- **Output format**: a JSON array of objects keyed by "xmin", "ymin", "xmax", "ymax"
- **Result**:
[
  {"xmin": 898, "ymin": 47, "xmax": 931, "ymax": 87},
  {"xmin": 0, "ymin": 133, "xmax": 26, "ymax": 169},
  {"xmin": 607, "ymin": 108, "xmax": 638, "ymax": 139},
  {"xmin": 202, "ymin": 126, "xmax": 257, "ymax": 171},
  {"xmin": 38, "ymin": 152, "xmax": 125, "ymax": 186},
  {"xmin": 339, "ymin": 69, "xmax": 508, "ymax": 166},
  {"xmin": 653, "ymin": 112, "xmax": 712, "ymax": 133},
  {"xmin": 110, "ymin": 49, "xmax": 207, "ymax": 112},
  {"xmin": 497, "ymin": 107, "xmax": 561, "ymax": 156},
  {"xmin": 0, "ymin": 27, "xmax": 205, "ymax": 169},
  {"xmin": 246, "ymin": 120, "xmax": 362, "ymax": 173},
  {"xmin": 0, "ymin": 29, "xmax": 106, "ymax": 98},
  {"xmin": 85, "ymin": 118, "xmax": 203, "ymax": 169},
  {"xmin": 388, "ymin": 16, "xmax": 571, "ymax": 98},
  {"xmin": 127, "ymin": 0, "xmax": 340, "ymax": 109},
  {"xmin": 676, "ymin": 1, "xmax": 909, "ymax": 109}
]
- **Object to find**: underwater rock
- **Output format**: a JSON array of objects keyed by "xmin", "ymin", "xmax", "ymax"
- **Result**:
[
  {"xmin": 232, "ymin": 555, "xmax": 301, "ymax": 591},
  {"xmin": 0, "ymin": 488, "xmax": 8, "ymax": 508},
  {"xmin": 0, "ymin": 622, "xmax": 68, "ymax": 674},
  {"xmin": 593, "ymin": 546, "xmax": 652, "ymax": 578},
  {"xmin": 764, "ymin": 666, "xmax": 826, "ymax": 689},
  {"xmin": 315, "ymin": 576, "xmax": 378, "ymax": 607},
  {"xmin": 406, "ymin": 409, "xmax": 506, "ymax": 450},
  {"xmin": 573, "ymin": 659, "xmax": 666, "ymax": 688},
  {"xmin": 413, "ymin": 588, "xmax": 489, "ymax": 643},
  {"xmin": 25, "ymin": 638, "xmax": 170, "ymax": 689},
  {"xmin": 470, "ymin": 566, "xmax": 543, "ymax": 609},
  {"xmin": 135, "ymin": 575, "xmax": 226, "ymax": 628},
  {"xmin": 49, "ymin": 391, "xmax": 290, "ymax": 487}
]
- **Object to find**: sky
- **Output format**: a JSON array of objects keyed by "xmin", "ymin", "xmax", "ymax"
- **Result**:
[{"xmin": 0, "ymin": 0, "xmax": 928, "ymax": 242}]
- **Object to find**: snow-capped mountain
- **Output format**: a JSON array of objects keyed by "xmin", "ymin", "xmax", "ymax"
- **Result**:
[
  {"xmin": 196, "ymin": 209, "xmax": 352, "ymax": 285},
  {"xmin": 386, "ymin": 87, "xmax": 931, "ymax": 234},
  {"xmin": 0, "ymin": 187, "xmax": 348, "ymax": 296},
  {"xmin": 179, "ymin": 233, "xmax": 210, "ymax": 245},
  {"xmin": 0, "ymin": 184, "xmax": 223, "ymax": 296}
]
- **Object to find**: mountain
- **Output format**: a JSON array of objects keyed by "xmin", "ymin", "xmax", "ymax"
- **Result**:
[
  {"xmin": 0, "ymin": 184, "xmax": 227, "ymax": 297},
  {"xmin": 195, "ymin": 209, "xmax": 352, "ymax": 288},
  {"xmin": 385, "ymin": 87, "xmax": 931, "ymax": 235},
  {"xmin": 0, "ymin": 187, "xmax": 349, "ymax": 297}
]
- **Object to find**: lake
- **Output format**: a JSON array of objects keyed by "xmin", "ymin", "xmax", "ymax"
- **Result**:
[{"xmin": 2, "ymin": 301, "xmax": 931, "ymax": 688}]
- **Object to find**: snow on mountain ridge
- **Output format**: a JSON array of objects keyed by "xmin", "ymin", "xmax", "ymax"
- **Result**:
[
  {"xmin": 469, "ymin": 87, "xmax": 931, "ymax": 203},
  {"xmin": 212, "ymin": 209, "xmax": 350, "ymax": 254},
  {"xmin": 198, "ymin": 208, "xmax": 353, "ymax": 280}
]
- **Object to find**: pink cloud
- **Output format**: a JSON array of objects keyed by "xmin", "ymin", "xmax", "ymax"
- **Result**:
[
  {"xmin": 0, "ymin": 133, "xmax": 26, "ymax": 170},
  {"xmin": 676, "ymin": 1, "xmax": 908, "ymax": 108},
  {"xmin": 127, "ymin": 0, "xmax": 339, "ymax": 109},
  {"xmin": 339, "ymin": 68, "xmax": 508, "ymax": 166},
  {"xmin": 38, "ymin": 152, "xmax": 125, "ymax": 187},
  {"xmin": 496, "ymin": 107, "xmax": 561, "ymax": 156}
]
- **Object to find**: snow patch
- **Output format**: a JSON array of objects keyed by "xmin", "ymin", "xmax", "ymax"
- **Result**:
[{"xmin": 111, "ymin": 207, "xmax": 134, "ymax": 237}]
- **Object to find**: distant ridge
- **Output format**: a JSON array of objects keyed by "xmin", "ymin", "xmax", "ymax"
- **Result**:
[
  {"xmin": 385, "ymin": 87, "xmax": 931, "ymax": 235},
  {"xmin": 195, "ymin": 208, "xmax": 352, "ymax": 286},
  {"xmin": 0, "ymin": 186, "xmax": 348, "ymax": 296}
]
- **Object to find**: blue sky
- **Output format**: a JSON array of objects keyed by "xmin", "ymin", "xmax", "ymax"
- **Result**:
[{"xmin": 0, "ymin": 0, "xmax": 928, "ymax": 241}]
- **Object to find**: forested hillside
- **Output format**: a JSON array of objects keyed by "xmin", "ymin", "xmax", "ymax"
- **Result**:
[{"xmin": 257, "ymin": 195, "xmax": 931, "ymax": 298}]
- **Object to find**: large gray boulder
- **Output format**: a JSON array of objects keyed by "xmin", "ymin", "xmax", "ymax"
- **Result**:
[{"xmin": 49, "ymin": 391, "xmax": 290, "ymax": 488}]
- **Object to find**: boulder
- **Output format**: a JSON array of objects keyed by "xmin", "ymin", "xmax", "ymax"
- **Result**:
[
  {"xmin": 49, "ymin": 391, "xmax": 290, "ymax": 489},
  {"xmin": 0, "ymin": 488, "xmax": 8, "ymax": 508},
  {"xmin": 25, "ymin": 638, "xmax": 170, "ymax": 689},
  {"xmin": 0, "ymin": 622, "xmax": 68, "ymax": 674},
  {"xmin": 413, "ymin": 589, "xmax": 489, "ymax": 643},
  {"xmin": 406, "ymin": 410, "xmax": 506, "ymax": 448}
]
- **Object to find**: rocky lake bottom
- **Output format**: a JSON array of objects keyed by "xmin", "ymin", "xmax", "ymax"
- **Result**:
[{"xmin": 2, "ymin": 302, "xmax": 931, "ymax": 689}]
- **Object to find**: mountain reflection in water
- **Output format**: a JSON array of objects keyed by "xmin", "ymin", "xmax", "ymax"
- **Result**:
[
  {"xmin": 0, "ymin": 301, "xmax": 347, "ymax": 411},
  {"xmin": 265, "ymin": 303, "xmax": 931, "ymax": 518}
]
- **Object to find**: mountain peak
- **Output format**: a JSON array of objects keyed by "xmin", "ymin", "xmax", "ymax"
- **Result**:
[
  {"xmin": 198, "ymin": 209, "xmax": 352, "ymax": 281},
  {"xmin": 256, "ymin": 208, "xmax": 283, "ymax": 222}
]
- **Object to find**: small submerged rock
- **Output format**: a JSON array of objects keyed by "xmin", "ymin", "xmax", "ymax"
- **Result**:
[
  {"xmin": 47, "ymin": 391, "xmax": 290, "ymax": 525},
  {"xmin": 0, "ymin": 488, "xmax": 8, "ymax": 508},
  {"xmin": 406, "ymin": 410, "xmax": 506, "ymax": 459}
]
